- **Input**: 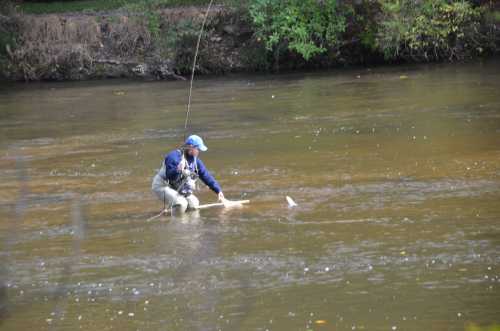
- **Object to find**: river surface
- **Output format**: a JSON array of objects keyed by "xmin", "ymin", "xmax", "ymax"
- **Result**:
[{"xmin": 0, "ymin": 60, "xmax": 499, "ymax": 331}]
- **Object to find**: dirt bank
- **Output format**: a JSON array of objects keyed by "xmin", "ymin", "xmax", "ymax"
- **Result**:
[{"xmin": 0, "ymin": 6, "xmax": 261, "ymax": 81}]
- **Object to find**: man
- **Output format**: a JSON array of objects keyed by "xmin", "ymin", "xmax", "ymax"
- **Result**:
[{"xmin": 152, "ymin": 135, "xmax": 226, "ymax": 213}]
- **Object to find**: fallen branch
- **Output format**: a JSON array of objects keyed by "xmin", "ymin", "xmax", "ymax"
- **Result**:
[{"xmin": 197, "ymin": 200, "xmax": 250, "ymax": 210}]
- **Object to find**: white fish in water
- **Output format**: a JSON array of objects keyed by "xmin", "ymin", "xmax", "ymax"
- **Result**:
[{"xmin": 286, "ymin": 196, "xmax": 297, "ymax": 208}]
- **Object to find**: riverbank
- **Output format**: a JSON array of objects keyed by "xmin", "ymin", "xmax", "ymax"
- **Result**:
[{"xmin": 1, "ymin": 1, "xmax": 499, "ymax": 81}]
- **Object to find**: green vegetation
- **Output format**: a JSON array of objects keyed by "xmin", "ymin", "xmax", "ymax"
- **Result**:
[
  {"xmin": 376, "ymin": 0, "xmax": 487, "ymax": 61},
  {"xmin": 466, "ymin": 324, "xmax": 500, "ymax": 331},
  {"xmin": 16, "ymin": 0, "xmax": 498, "ymax": 64},
  {"xmin": 249, "ymin": 0, "xmax": 346, "ymax": 61},
  {"xmin": 18, "ymin": 0, "xmax": 237, "ymax": 14},
  {"xmin": 1, "ymin": 0, "xmax": 498, "ymax": 80},
  {"xmin": 494, "ymin": 11, "xmax": 500, "ymax": 22},
  {"xmin": 247, "ymin": 0, "xmax": 496, "ymax": 64},
  {"xmin": 20, "ymin": 0, "xmax": 133, "ymax": 14}
]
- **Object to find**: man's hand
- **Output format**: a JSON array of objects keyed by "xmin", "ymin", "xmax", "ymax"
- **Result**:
[
  {"xmin": 218, "ymin": 192, "xmax": 227, "ymax": 204},
  {"xmin": 182, "ymin": 169, "xmax": 191, "ymax": 177}
]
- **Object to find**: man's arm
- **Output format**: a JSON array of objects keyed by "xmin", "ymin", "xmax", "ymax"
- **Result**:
[
  {"xmin": 164, "ymin": 151, "xmax": 182, "ymax": 180},
  {"xmin": 196, "ymin": 158, "xmax": 222, "ymax": 194}
]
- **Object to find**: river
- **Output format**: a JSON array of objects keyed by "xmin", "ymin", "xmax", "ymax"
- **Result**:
[{"xmin": 0, "ymin": 60, "xmax": 499, "ymax": 331}]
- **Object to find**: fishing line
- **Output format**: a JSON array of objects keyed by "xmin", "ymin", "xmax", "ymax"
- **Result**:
[
  {"xmin": 183, "ymin": 0, "xmax": 214, "ymax": 140},
  {"xmin": 148, "ymin": 1, "xmax": 214, "ymax": 221}
]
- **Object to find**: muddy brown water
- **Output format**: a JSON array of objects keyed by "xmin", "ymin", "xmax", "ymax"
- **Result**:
[{"xmin": 0, "ymin": 60, "xmax": 499, "ymax": 331}]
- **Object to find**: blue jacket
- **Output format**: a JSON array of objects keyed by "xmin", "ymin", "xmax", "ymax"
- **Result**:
[{"xmin": 162, "ymin": 149, "xmax": 221, "ymax": 194}]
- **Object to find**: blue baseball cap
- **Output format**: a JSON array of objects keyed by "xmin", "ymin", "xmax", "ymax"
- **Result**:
[{"xmin": 185, "ymin": 134, "xmax": 208, "ymax": 151}]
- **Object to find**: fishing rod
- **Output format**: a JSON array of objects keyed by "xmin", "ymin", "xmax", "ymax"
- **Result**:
[
  {"xmin": 183, "ymin": 0, "xmax": 214, "ymax": 141},
  {"xmin": 147, "ymin": 0, "xmax": 250, "ymax": 217}
]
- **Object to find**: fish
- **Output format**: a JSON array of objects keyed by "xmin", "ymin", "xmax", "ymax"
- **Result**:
[{"xmin": 286, "ymin": 196, "xmax": 297, "ymax": 208}]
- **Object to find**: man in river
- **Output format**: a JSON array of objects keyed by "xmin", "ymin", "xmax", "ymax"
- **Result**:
[{"xmin": 152, "ymin": 135, "xmax": 227, "ymax": 213}]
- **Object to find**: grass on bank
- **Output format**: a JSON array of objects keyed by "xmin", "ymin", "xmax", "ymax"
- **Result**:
[
  {"xmin": 466, "ymin": 324, "xmax": 500, "ymax": 331},
  {"xmin": 494, "ymin": 11, "xmax": 500, "ymax": 22},
  {"xmin": 18, "ymin": 0, "xmax": 241, "ymax": 14}
]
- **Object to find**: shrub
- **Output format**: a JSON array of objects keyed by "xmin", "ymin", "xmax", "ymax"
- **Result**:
[
  {"xmin": 375, "ymin": 0, "xmax": 489, "ymax": 61},
  {"xmin": 248, "ymin": 0, "xmax": 347, "ymax": 64}
]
